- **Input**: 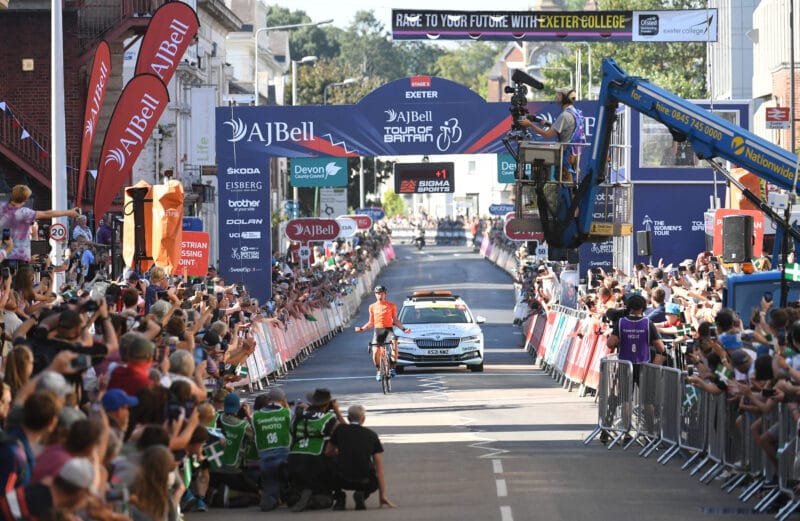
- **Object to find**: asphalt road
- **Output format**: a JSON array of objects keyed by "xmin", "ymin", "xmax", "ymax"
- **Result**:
[{"xmin": 193, "ymin": 244, "xmax": 775, "ymax": 521}]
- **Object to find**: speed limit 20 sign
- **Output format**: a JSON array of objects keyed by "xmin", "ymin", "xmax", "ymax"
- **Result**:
[{"xmin": 49, "ymin": 223, "xmax": 67, "ymax": 241}]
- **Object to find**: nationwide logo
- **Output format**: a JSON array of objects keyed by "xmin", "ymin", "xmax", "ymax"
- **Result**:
[
  {"xmin": 639, "ymin": 14, "xmax": 659, "ymax": 36},
  {"xmin": 226, "ymin": 167, "xmax": 261, "ymax": 175},
  {"xmin": 228, "ymin": 199, "xmax": 261, "ymax": 208},
  {"xmin": 409, "ymin": 75, "xmax": 432, "ymax": 88},
  {"xmin": 399, "ymin": 179, "xmax": 416, "ymax": 193},
  {"xmin": 225, "ymin": 218, "xmax": 263, "ymax": 225},
  {"xmin": 223, "ymin": 118, "xmax": 315, "ymax": 146}
]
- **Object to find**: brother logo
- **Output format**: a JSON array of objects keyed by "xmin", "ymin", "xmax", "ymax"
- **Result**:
[
  {"xmin": 638, "ymin": 14, "xmax": 659, "ymax": 36},
  {"xmin": 228, "ymin": 199, "xmax": 261, "ymax": 208}
]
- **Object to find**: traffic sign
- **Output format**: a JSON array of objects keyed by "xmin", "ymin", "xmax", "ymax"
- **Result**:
[
  {"xmin": 298, "ymin": 245, "xmax": 311, "ymax": 260},
  {"xmin": 286, "ymin": 218, "xmax": 340, "ymax": 241},
  {"xmin": 766, "ymin": 107, "xmax": 790, "ymax": 130},
  {"xmin": 50, "ymin": 223, "xmax": 67, "ymax": 241}
]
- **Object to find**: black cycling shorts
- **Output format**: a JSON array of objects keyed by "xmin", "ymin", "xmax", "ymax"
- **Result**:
[{"xmin": 371, "ymin": 328, "xmax": 396, "ymax": 347}]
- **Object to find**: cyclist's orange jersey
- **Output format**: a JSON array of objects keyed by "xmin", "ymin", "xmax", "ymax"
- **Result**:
[{"xmin": 367, "ymin": 301, "xmax": 398, "ymax": 329}]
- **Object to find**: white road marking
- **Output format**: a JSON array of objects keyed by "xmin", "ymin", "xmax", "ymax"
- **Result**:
[
  {"xmin": 493, "ymin": 459, "xmax": 503, "ymax": 474},
  {"xmin": 496, "ymin": 479, "xmax": 507, "ymax": 497},
  {"xmin": 500, "ymin": 505, "xmax": 514, "ymax": 521}
]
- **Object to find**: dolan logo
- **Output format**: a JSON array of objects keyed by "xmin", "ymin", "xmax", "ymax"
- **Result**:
[
  {"xmin": 731, "ymin": 136, "xmax": 745, "ymax": 155},
  {"xmin": 224, "ymin": 118, "xmax": 247, "ymax": 143}
]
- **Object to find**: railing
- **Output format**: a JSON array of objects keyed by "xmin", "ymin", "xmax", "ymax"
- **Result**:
[{"xmin": 70, "ymin": 0, "xmax": 168, "ymax": 50}]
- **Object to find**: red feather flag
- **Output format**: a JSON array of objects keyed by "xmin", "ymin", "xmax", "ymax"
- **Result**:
[
  {"xmin": 135, "ymin": 2, "xmax": 200, "ymax": 86},
  {"xmin": 77, "ymin": 41, "xmax": 111, "ymax": 207}
]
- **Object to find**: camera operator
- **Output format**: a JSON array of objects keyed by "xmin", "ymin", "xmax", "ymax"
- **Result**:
[{"xmin": 517, "ymin": 87, "xmax": 585, "ymax": 183}]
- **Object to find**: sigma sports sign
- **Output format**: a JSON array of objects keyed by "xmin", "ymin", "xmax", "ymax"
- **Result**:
[
  {"xmin": 215, "ymin": 153, "xmax": 271, "ymax": 303},
  {"xmin": 394, "ymin": 162, "xmax": 454, "ymax": 194},
  {"xmin": 214, "ymin": 76, "xmax": 590, "ymax": 159}
]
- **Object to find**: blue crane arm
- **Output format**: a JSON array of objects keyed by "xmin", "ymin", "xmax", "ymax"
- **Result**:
[{"xmin": 576, "ymin": 58, "xmax": 799, "ymax": 241}]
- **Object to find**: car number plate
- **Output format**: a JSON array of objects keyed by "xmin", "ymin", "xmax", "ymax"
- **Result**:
[{"xmin": 428, "ymin": 349, "xmax": 450, "ymax": 355}]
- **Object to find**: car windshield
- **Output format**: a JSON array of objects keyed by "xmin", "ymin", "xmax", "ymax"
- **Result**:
[{"xmin": 399, "ymin": 304, "xmax": 472, "ymax": 324}]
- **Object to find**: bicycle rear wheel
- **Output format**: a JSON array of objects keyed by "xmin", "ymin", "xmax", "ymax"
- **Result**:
[{"xmin": 380, "ymin": 349, "xmax": 391, "ymax": 394}]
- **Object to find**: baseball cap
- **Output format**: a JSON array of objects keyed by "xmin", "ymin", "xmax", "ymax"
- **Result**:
[
  {"xmin": 665, "ymin": 303, "xmax": 681, "ymax": 315},
  {"xmin": 718, "ymin": 333, "xmax": 744, "ymax": 351},
  {"xmin": 555, "ymin": 86, "xmax": 576, "ymax": 100},
  {"xmin": 102, "ymin": 388, "xmax": 139, "ymax": 413},
  {"xmin": 731, "ymin": 349, "xmax": 750, "ymax": 368},
  {"xmin": 36, "ymin": 371, "xmax": 73, "ymax": 397},
  {"xmin": 58, "ymin": 457, "xmax": 95, "ymax": 489},
  {"xmin": 126, "ymin": 271, "xmax": 140, "ymax": 282},
  {"xmin": 224, "ymin": 393, "xmax": 241, "ymax": 414},
  {"xmin": 311, "ymin": 388, "xmax": 332, "ymax": 407},
  {"xmin": 373, "ymin": 285, "xmax": 386, "ymax": 294}
]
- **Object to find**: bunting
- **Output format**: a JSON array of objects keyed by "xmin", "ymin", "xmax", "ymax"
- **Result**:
[{"xmin": 0, "ymin": 99, "xmax": 49, "ymax": 157}]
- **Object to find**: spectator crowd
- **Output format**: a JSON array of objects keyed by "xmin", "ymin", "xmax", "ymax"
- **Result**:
[{"xmin": 0, "ymin": 194, "xmax": 398, "ymax": 520}]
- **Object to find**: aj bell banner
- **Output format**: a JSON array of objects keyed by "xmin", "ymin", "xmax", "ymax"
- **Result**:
[
  {"xmin": 78, "ymin": 41, "xmax": 110, "ymax": 207},
  {"xmin": 94, "ymin": 74, "xmax": 169, "ymax": 220},
  {"xmin": 215, "ymin": 76, "xmax": 584, "ymax": 159},
  {"xmin": 135, "ymin": 1, "xmax": 200, "ymax": 86},
  {"xmin": 391, "ymin": 9, "xmax": 716, "ymax": 42},
  {"xmin": 216, "ymin": 112, "xmax": 271, "ymax": 303}
]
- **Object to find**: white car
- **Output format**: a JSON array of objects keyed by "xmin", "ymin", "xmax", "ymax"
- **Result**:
[{"xmin": 394, "ymin": 291, "xmax": 485, "ymax": 372}]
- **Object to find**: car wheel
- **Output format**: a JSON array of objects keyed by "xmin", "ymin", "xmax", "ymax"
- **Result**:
[
  {"xmin": 394, "ymin": 365, "xmax": 405, "ymax": 374},
  {"xmin": 469, "ymin": 363, "xmax": 484, "ymax": 372}
]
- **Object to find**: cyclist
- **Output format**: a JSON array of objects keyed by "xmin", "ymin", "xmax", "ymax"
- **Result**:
[{"xmin": 355, "ymin": 285, "xmax": 410, "ymax": 380}]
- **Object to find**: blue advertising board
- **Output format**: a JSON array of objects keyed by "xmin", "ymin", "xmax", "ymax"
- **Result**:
[
  {"xmin": 633, "ymin": 183, "xmax": 711, "ymax": 265},
  {"xmin": 182, "ymin": 216, "xmax": 203, "ymax": 231},
  {"xmin": 356, "ymin": 207, "xmax": 385, "ymax": 221},
  {"xmin": 216, "ymin": 114, "xmax": 272, "ymax": 304},
  {"xmin": 488, "ymin": 203, "xmax": 514, "ymax": 216},
  {"xmin": 290, "ymin": 157, "xmax": 348, "ymax": 187}
]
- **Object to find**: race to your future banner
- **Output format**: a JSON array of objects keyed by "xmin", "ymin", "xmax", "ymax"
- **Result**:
[{"xmin": 391, "ymin": 8, "xmax": 717, "ymax": 42}]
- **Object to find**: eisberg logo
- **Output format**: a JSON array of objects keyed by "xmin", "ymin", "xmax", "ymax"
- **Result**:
[
  {"xmin": 228, "ymin": 199, "xmax": 261, "ymax": 208},
  {"xmin": 226, "ymin": 167, "xmax": 261, "ymax": 175},
  {"xmin": 639, "ymin": 14, "xmax": 659, "ymax": 36},
  {"xmin": 224, "ymin": 118, "xmax": 247, "ymax": 142}
]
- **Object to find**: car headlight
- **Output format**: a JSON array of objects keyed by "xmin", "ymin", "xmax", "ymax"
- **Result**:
[
  {"xmin": 461, "ymin": 335, "xmax": 481, "ymax": 343},
  {"xmin": 396, "ymin": 336, "xmax": 416, "ymax": 345}
]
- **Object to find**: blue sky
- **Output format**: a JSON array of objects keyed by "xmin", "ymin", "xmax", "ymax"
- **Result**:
[{"xmin": 268, "ymin": 1, "xmax": 537, "ymax": 31}]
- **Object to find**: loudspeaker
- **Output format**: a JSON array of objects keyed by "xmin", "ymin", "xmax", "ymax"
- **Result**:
[
  {"xmin": 722, "ymin": 214, "xmax": 753, "ymax": 263},
  {"xmin": 636, "ymin": 230, "xmax": 652, "ymax": 257}
]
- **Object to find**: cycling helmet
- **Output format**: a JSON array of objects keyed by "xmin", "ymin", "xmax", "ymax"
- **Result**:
[{"xmin": 374, "ymin": 285, "xmax": 387, "ymax": 294}]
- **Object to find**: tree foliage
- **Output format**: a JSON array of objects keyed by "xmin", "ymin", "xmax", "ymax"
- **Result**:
[{"xmin": 382, "ymin": 190, "xmax": 405, "ymax": 219}]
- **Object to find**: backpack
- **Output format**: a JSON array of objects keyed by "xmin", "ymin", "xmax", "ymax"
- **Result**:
[{"xmin": 564, "ymin": 105, "xmax": 586, "ymax": 170}]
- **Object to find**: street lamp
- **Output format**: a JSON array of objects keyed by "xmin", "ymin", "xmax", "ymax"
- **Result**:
[
  {"xmin": 254, "ymin": 19, "xmax": 332, "ymax": 106},
  {"xmin": 323, "ymin": 78, "xmax": 360, "ymax": 105},
  {"xmin": 291, "ymin": 56, "xmax": 317, "ymax": 106}
]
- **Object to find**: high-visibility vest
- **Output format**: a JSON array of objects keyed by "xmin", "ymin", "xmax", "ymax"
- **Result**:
[
  {"xmin": 252, "ymin": 407, "xmax": 291, "ymax": 451},
  {"xmin": 290, "ymin": 411, "xmax": 334, "ymax": 456}
]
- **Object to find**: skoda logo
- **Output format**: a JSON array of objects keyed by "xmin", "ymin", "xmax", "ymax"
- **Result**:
[{"xmin": 434, "ymin": 335, "xmax": 442, "ymax": 340}]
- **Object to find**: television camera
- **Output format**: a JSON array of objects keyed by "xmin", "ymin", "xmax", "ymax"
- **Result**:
[{"xmin": 504, "ymin": 69, "xmax": 545, "ymax": 132}]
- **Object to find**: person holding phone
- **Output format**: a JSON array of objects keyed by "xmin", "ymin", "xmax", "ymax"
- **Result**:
[{"xmin": 0, "ymin": 185, "xmax": 80, "ymax": 262}]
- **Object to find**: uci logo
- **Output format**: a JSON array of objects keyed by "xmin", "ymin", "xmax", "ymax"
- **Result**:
[{"xmin": 731, "ymin": 136, "xmax": 745, "ymax": 155}]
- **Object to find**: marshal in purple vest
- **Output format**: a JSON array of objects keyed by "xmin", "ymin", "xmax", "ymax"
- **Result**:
[{"xmin": 618, "ymin": 316, "xmax": 651, "ymax": 364}]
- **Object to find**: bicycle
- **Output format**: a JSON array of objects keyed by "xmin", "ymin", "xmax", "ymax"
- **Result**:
[{"xmin": 371, "ymin": 341, "xmax": 393, "ymax": 394}]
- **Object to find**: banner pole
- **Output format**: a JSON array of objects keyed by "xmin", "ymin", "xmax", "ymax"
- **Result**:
[{"xmin": 51, "ymin": 0, "xmax": 68, "ymax": 290}]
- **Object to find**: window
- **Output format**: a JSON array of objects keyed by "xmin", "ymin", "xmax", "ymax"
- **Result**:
[{"xmin": 639, "ymin": 110, "xmax": 739, "ymax": 168}]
